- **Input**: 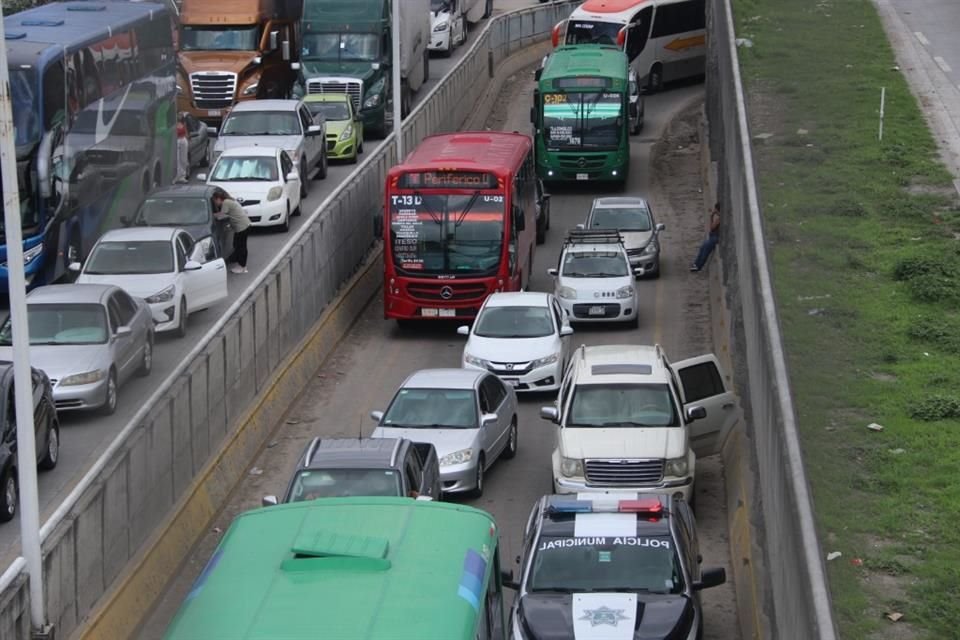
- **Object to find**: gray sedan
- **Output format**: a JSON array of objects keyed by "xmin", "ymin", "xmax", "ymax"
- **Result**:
[
  {"xmin": 370, "ymin": 368, "xmax": 519, "ymax": 497},
  {"xmin": 0, "ymin": 284, "xmax": 154, "ymax": 415}
]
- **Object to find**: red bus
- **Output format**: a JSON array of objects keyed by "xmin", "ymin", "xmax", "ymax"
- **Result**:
[{"xmin": 384, "ymin": 132, "xmax": 538, "ymax": 321}]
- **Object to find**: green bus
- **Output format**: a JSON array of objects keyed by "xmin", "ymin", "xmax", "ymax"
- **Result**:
[
  {"xmin": 531, "ymin": 45, "xmax": 631, "ymax": 185},
  {"xmin": 163, "ymin": 497, "xmax": 511, "ymax": 640}
]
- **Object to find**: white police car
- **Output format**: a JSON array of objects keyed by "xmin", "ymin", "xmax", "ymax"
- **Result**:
[{"xmin": 504, "ymin": 494, "xmax": 726, "ymax": 640}]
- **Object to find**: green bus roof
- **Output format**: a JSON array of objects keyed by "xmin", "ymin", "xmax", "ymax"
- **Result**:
[
  {"xmin": 539, "ymin": 45, "xmax": 630, "ymax": 85},
  {"xmin": 163, "ymin": 497, "xmax": 500, "ymax": 640}
]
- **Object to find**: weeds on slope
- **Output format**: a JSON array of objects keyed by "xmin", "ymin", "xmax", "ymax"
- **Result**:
[{"xmin": 733, "ymin": 0, "xmax": 960, "ymax": 637}]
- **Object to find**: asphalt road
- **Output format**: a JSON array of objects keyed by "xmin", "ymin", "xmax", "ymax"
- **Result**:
[
  {"xmin": 0, "ymin": 0, "xmax": 536, "ymax": 563},
  {"xmin": 888, "ymin": 0, "xmax": 960, "ymax": 87},
  {"xmin": 139, "ymin": 71, "xmax": 742, "ymax": 638}
]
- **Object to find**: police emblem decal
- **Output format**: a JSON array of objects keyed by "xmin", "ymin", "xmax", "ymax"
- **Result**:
[{"xmin": 579, "ymin": 606, "xmax": 629, "ymax": 627}]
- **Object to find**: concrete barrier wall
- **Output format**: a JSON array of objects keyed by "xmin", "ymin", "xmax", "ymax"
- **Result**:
[
  {"xmin": 705, "ymin": 0, "xmax": 839, "ymax": 638},
  {"xmin": 0, "ymin": 3, "xmax": 579, "ymax": 638}
]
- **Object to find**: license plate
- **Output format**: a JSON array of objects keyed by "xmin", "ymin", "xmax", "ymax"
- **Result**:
[
  {"xmin": 504, "ymin": 379, "xmax": 519, "ymax": 387},
  {"xmin": 439, "ymin": 308, "xmax": 455, "ymax": 317},
  {"xmin": 207, "ymin": 109, "xmax": 220, "ymax": 117},
  {"xmin": 589, "ymin": 305, "xmax": 605, "ymax": 316},
  {"xmin": 421, "ymin": 308, "xmax": 439, "ymax": 317},
  {"xmin": 576, "ymin": 173, "xmax": 589, "ymax": 180}
]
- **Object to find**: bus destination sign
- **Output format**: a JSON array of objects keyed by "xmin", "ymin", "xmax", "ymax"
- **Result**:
[
  {"xmin": 553, "ymin": 76, "xmax": 611, "ymax": 90},
  {"xmin": 399, "ymin": 171, "xmax": 497, "ymax": 189}
]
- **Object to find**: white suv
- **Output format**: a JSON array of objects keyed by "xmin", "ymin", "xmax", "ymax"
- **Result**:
[
  {"xmin": 548, "ymin": 229, "xmax": 642, "ymax": 326},
  {"xmin": 539, "ymin": 343, "xmax": 738, "ymax": 503}
]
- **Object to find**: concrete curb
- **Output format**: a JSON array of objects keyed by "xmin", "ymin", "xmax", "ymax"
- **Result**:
[{"xmin": 75, "ymin": 248, "xmax": 385, "ymax": 640}]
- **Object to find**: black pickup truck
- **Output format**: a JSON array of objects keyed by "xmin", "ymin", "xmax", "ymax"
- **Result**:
[{"xmin": 262, "ymin": 437, "xmax": 442, "ymax": 506}]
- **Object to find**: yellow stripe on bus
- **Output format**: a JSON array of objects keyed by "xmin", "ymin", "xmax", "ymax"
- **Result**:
[{"xmin": 663, "ymin": 34, "xmax": 706, "ymax": 52}]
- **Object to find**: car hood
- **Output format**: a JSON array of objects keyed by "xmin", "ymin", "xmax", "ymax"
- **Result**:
[
  {"xmin": 517, "ymin": 592, "xmax": 694, "ymax": 640},
  {"xmin": 324, "ymin": 118, "xmax": 352, "ymax": 137},
  {"xmin": 0, "ymin": 344, "xmax": 107, "ymax": 382},
  {"xmin": 207, "ymin": 180, "xmax": 276, "ymax": 201},
  {"xmin": 78, "ymin": 272, "xmax": 175, "ymax": 300},
  {"xmin": 301, "ymin": 62, "xmax": 378, "ymax": 84},
  {"xmin": 619, "ymin": 230, "xmax": 654, "ymax": 251},
  {"xmin": 464, "ymin": 334, "xmax": 560, "ymax": 363},
  {"xmin": 213, "ymin": 135, "xmax": 302, "ymax": 154},
  {"xmin": 371, "ymin": 426, "xmax": 478, "ymax": 458},
  {"xmin": 559, "ymin": 276, "xmax": 634, "ymax": 298},
  {"xmin": 431, "ymin": 9, "xmax": 450, "ymax": 25},
  {"xmin": 559, "ymin": 426, "xmax": 687, "ymax": 460},
  {"xmin": 179, "ymin": 51, "xmax": 260, "ymax": 75}
]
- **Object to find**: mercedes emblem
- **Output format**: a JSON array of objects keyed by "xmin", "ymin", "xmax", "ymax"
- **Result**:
[
  {"xmin": 577, "ymin": 157, "xmax": 587, "ymax": 168},
  {"xmin": 440, "ymin": 286, "xmax": 454, "ymax": 300}
]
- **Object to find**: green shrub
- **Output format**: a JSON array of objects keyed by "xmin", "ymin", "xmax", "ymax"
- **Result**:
[{"xmin": 909, "ymin": 395, "xmax": 960, "ymax": 421}]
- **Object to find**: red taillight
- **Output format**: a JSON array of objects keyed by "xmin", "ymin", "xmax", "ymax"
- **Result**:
[
  {"xmin": 618, "ymin": 498, "xmax": 663, "ymax": 515},
  {"xmin": 616, "ymin": 27, "xmax": 626, "ymax": 48},
  {"xmin": 551, "ymin": 22, "xmax": 563, "ymax": 48}
]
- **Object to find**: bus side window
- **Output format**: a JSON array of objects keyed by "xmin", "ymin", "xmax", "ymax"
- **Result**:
[
  {"xmin": 627, "ymin": 7, "xmax": 653, "ymax": 61},
  {"xmin": 651, "ymin": 0, "xmax": 705, "ymax": 38}
]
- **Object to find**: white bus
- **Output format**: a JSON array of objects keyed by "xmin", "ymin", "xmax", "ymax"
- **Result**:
[{"xmin": 551, "ymin": 0, "xmax": 706, "ymax": 92}]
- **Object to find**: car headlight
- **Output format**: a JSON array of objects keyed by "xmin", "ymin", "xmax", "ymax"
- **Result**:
[
  {"xmin": 241, "ymin": 83, "xmax": 258, "ymax": 97},
  {"xmin": 339, "ymin": 125, "xmax": 353, "ymax": 142},
  {"xmin": 266, "ymin": 186, "xmax": 283, "ymax": 201},
  {"xmin": 560, "ymin": 457, "xmax": 583, "ymax": 477},
  {"xmin": 439, "ymin": 448, "xmax": 474, "ymax": 466},
  {"xmin": 665, "ymin": 456, "xmax": 689, "ymax": 477},
  {"xmin": 59, "ymin": 370, "xmax": 106, "ymax": 386},
  {"xmin": 145, "ymin": 284, "xmax": 175, "ymax": 304},
  {"xmin": 558, "ymin": 285, "xmax": 577, "ymax": 299},
  {"xmin": 363, "ymin": 78, "xmax": 385, "ymax": 109},
  {"xmin": 464, "ymin": 353, "xmax": 489, "ymax": 368},
  {"xmin": 433, "ymin": 21, "xmax": 449, "ymax": 32},
  {"xmin": 642, "ymin": 241, "xmax": 658, "ymax": 255},
  {"xmin": 616, "ymin": 285, "xmax": 634, "ymax": 299},
  {"xmin": 531, "ymin": 353, "xmax": 559, "ymax": 368}
]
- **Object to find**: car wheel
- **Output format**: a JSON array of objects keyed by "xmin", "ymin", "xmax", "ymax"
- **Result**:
[
  {"xmin": 137, "ymin": 333, "xmax": 154, "ymax": 377},
  {"xmin": 536, "ymin": 217, "xmax": 546, "ymax": 245},
  {"xmin": 280, "ymin": 202, "xmax": 291, "ymax": 233},
  {"xmin": 628, "ymin": 312, "xmax": 639, "ymax": 329},
  {"xmin": 316, "ymin": 149, "xmax": 328, "ymax": 180},
  {"xmin": 442, "ymin": 39, "xmax": 452, "ymax": 58},
  {"xmin": 349, "ymin": 145, "xmax": 359, "ymax": 164},
  {"xmin": 300, "ymin": 158, "xmax": 310, "ymax": 198},
  {"xmin": 648, "ymin": 63, "xmax": 663, "ymax": 93},
  {"xmin": 502, "ymin": 420, "xmax": 518, "ymax": 459},
  {"xmin": 38, "ymin": 419, "xmax": 59, "ymax": 471},
  {"xmin": 358, "ymin": 135, "xmax": 364, "ymax": 154},
  {"xmin": 461, "ymin": 21, "xmax": 468, "ymax": 46},
  {"xmin": 99, "ymin": 369, "xmax": 118, "ymax": 416},
  {"xmin": 470, "ymin": 455, "xmax": 485, "ymax": 498},
  {"xmin": 174, "ymin": 298, "xmax": 188, "ymax": 338},
  {"xmin": 0, "ymin": 469, "xmax": 16, "ymax": 523}
]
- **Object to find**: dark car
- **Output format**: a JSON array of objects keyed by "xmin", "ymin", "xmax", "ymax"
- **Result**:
[
  {"xmin": 261, "ymin": 437, "xmax": 442, "ymax": 506},
  {"xmin": 0, "ymin": 362, "xmax": 60, "ymax": 522},
  {"xmin": 124, "ymin": 184, "xmax": 231, "ymax": 261},
  {"xmin": 505, "ymin": 493, "xmax": 726, "ymax": 640}
]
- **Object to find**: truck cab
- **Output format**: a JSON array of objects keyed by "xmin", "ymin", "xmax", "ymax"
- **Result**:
[{"xmin": 177, "ymin": 0, "xmax": 302, "ymax": 125}]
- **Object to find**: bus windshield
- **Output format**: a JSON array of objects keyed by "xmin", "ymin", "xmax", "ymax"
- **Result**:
[
  {"xmin": 565, "ymin": 20, "xmax": 624, "ymax": 46},
  {"xmin": 180, "ymin": 26, "xmax": 259, "ymax": 51},
  {"xmin": 543, "ymin": 92, "xmax": 622, "ymax": 150},
  {"xmin": 10, "ymin": 67, "xmax": 41, "ymax": 148},
  {"xmin": 390, "ymin": 193, "xmax": 505, "ymax": 275}
]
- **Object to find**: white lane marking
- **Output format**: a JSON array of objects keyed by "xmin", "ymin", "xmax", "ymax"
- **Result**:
[
  {"xmin": 914, "ymin": 31, "xmax": 930, "ymax": 46},
  {"xmin": 934, "ymin": 56, "xmax": 952, "ymax": 73}
]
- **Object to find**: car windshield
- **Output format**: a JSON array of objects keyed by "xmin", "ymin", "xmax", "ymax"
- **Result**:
[
  {"xmin": 589, "ymin": 206, "xmax": 652, "ymax": 231},
  {"xmin": 474, "ymin": 306, "xmax": 554, "ymax": 339},
  {"xmin": 564, "ymin": 20, "xmax": 624, "ymax": 46},
  {"xmin": 543, "ymin": 91, "xmax": 622, "ymax": 150},
  {"xmin": 137, "ymin": 197, "xmax": 211, "ymax": 227},
  {"xmin": 430, "ymin": 0, "xmax": 448, "ymax": 10},
  {"xmin": 382, "ymin": 388, "xmax": 478, "ymax": 428},
  {"xmin": 529, "ymin": 534, "xmax": 683, "ymax": 593},
  {"xmin": 288, "ymin": 469, "xmax": 401, "ymax": 500},
  {"xmin": 0, "ymin": 303, "xmax": 108, "ymax": 346},
  {"xmin": 306, "ymin": 101, "xmax": 351, "ymax": 121},
  {"xmin": 568, "ymin": 383, "xmax": 678, "ymax": 427},
  {"xmin": 180, "ymin": 25, "xmax": 259, "ymax": 51},
  {"xmin": 84, "ymin": 240, "xmax": 174, "ymax": 275},
  {"xmin": 561, "ymin": 251, "xmax": 629, "ymax": 277},
  {"xmin": 220, "ymin": 111, "xmax": 300, "ymax": 136},
  {"xmin": 211, "ymin": 157, "xmax": 278, "ymax": 182},
  {"xmin": 301, "ymin": 33, "xmax": 379, "ymax": 62}
]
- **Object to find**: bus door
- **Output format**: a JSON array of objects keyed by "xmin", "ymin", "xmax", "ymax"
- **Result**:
[
  {"xmin": 625, "ymin": 6, "xmax": 654, "ymax": 86},
  {"xmin": 648, "ymin": 0, "xmax": 706, "ymax": 86}
]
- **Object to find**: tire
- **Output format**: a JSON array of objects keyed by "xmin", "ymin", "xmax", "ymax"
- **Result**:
[
  {"xmin": 482, "ymin": 0, "xmax": 492, "ymax": 19},
  {"xmin": 299, "ymin": 158, "xmax": 310, "ymax": 197},
  {"xmin": 0, "ymin": 469, "xmax": 16, "ymax": 523},
  {"xmin": 461, "ymin": 21, "xmax": 468, "ymax": 46},
  {"xmin": 470, "ymin": 455, "xmax": 485, "ymax": 497},
  {"xmin": 316, "ymin": 149, "xmax": 328, "ymax": 180},
  {"xmin": 137, "ymin": 333, "xmax": 153, "ymax": 377},
  {"xmin": 174, "ymin": 298, "xmax": 188, "ymax": 339},
  {"xmin": 536, "ymin": 218, "xmax": 546, "ymax": 245},
  {"xmin": 441, "ymin": 40, "xmax": 452, "ymax": 58},
  {"xmin": 502, "ymin": 421, "xmax": 518, "ymax": 459},
  {"xmin": 99, "ymin": 369, "xmax": 118, "ymax": 416},
  {"xmin": 648, "ymin": 63, "xmax": 663, "ymax": 93},
  {"xmin": 38, "ymin": 420, "xmax": 59, "ymax": 471},
  {"xmin": 358, "ymin": 136, "xmax": 364, "ymax": 154},
  {"xmin": 627, "ymin": 313, "xmax": 639, "ymax": 329},
  {"xmin": 400, "ymin": 86, "xmax": 412, "ymax": 119},
  {"xmin": 349, "ymin": 147, "xmax": 358, "ymax": 164},
  {"xmin": 280, "ymin": 202, "xmax": 291, "ymax": 233},
  {"xmin": 292, "ymin": 202, "xmax": 302, "ymax": 217},
  {"xmin": 424, "ymin": 49, "xmax": 431, "ymax": 79},
  {"xmin": 545, "ymin": 204, "xmax": 551, "ymax": 230}
]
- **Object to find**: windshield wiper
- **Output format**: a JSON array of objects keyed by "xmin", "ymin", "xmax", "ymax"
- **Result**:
[
  {"xmin": 454, "ymin": 190, "xmax": 482, "ymax": 227},
  {"xmin": 412, "ymin": 190, "xmax": 442, "ymax": 226}
]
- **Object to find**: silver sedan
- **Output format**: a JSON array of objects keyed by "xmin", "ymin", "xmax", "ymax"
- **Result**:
[
  {"xmin": 370, "ymin": 368, "xmax": 519, "ymax": 497},
  {"xmin": 0, "ymin": 284, "xmax": 154, "ymax": 415}
]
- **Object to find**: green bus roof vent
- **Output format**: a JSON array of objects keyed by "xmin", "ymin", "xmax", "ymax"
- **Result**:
[{"xmin": 281, "ymin": 530, "xmax": 391, "ymax": 572}]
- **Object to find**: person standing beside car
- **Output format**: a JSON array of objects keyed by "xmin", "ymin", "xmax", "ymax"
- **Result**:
[
  {"xmin": 212, "ymin": 188, "xmax": 251, "ymax": 274},
  {"xmin": 175, "ymin": 114, "xmax": 190, "ymax": 183}
]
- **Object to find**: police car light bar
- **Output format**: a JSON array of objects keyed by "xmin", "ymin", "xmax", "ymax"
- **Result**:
[{"xmin": 548, "ymin": 497, "xmax": 663, "ymax": 515}]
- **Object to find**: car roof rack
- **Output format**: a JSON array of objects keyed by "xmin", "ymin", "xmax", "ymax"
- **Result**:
[{"xmin": 563, "ymin": 228, "xmax": 624, "ymax": 246}]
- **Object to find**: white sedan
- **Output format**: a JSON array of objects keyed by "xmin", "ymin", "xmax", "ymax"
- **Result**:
[
  {"xmin": 73, "ymin": 226, "xmax": 227, "ymax": 338},
  {"xmin": 457, "ymin": 292, "xmax": 573, "ymax": 393},
  {"xmin": 199, "ymin": 146, "xmax": 302, "ymax": 233}
]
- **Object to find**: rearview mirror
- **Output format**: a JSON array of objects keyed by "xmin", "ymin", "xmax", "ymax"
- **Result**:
[
  {"xmin": 370, "ymin": 410, "xmax": 384, "ymax": 423},
  {"xmin": 560, "ymin": 325, "xmax": 573, "ymax": 337},
  {"xmin": 547, "ymin": 268, "xmax": 558, "ymax": 277},
  {"xmin": 184, "ymin": 260, "xmax": 202, "ymax": 272},
  {"xmin": 686, "ymin": 405, "xmax": 707, "ymax": 421},
  {"xmin": 480, "ymin": 413, "xmax": 498, "ymax": 426},
  {"xmin": 68, "ymin": 261, "xmax": 82, "ymax": 273},
  {"xmin": 262, "ymin": 495, "xmax": 279, "ymax": 507},
  {"xmin": 540, "ymin": 406, "xmax": 559, "ymax": 423},
  {"xmin": 694, "ymin": 567, "xmax": 726, "ymax": 591},
  {"xmin": 456, "ymin": 325, "xmax": 470, "ymax": 336}
]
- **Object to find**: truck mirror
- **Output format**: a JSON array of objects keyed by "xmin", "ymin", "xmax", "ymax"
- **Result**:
[
  {"xmin": 269, "ymin": 30, "xmax": 279, "ymax": 50},
  {"xmin": 282, "ymin": 40, "xmax": 291, "ymax": 61},
  {"xmin": 252, "ymin": 56, "xmax": 262, "ymax": 65},
  {"xmin": 290, "ymin": 61, "xmax": 301, "ymax": 71}
]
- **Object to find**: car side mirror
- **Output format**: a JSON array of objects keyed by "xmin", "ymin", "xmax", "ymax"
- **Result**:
[
  {"xmin": 286, "ymin": 171, "xmax": 300, "ymax": 182},
  {"xmin": 184, "ymin": 260, "xmax": 202, "ymax": 272},
  {"xmin": 633, "ymin": 267, "xmax": 646, "ymax": 277},
  {"xmin": 252, "ymin": 56, "xmax": 262, "ymax": 65},
  {"xmin": 456, "ymin": 325, "xmax": 470, "ymax": 336},
  {"xmin": 206, "ymin": 126, "xmax": 218, "ymax": 137},
  {"xmin": 656, "ymin": 223, "xmax": 666, "ymax": 232},
  {"xmin": 686, "ymin": 405, "xmax": 707, "ymax": 421},
  {"xmin": 480, "ymin": 413, "xmax": 497, "ymax": 427},
  {"xmin": 370, "ymin": 410, "xmax": 384, "ymax": 423},
  {"xmin": 560, "ymin": 325, "xmax": 573, "ymax": 337},
  {"xmin": 115, "ymin": 326, "xmax": 132, "ymax": 338},
  {"xmin": 501, "ymin": 569, "xmax": 520, "ymax": 590},
  {"xmin": 196, "ymin": 173, "xmax": 208, "ymax": 182},
  {"xmin": 262, "ymin": 495, "xmax": 278, "ymax": 507},
  {"xmin": 540, "ymin": 406, "xmax": 559, "ymax": 423},
  {"xmin": 307, "ymin": 124, "xmax": 323, "ymax": 135},
  {"xmin": 576, "ymin": 223, "xmax": 585, "ymax": 229},
  {"xmin": 694, "ymin": 567, "xmax": 726, "ymax": 591},
  {"xmin": 547, "ymin": 268, "xmax": 558, "ymax": 277},
  {"xmin": 68, "ymin": 261, "xmax": 82, "ymax": 273}
]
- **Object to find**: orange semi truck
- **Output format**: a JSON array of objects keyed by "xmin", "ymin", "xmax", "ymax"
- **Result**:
[{"xmin": 176, "ymin": 0, "xmax": 301, "ymax": 125}]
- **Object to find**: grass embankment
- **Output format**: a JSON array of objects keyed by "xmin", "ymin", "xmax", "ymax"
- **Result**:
[{"xmin": 731, "ymin": 0, "xmax": 960, "ymax": 637}]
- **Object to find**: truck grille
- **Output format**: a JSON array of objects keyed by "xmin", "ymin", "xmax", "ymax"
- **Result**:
[
  {"xmin": 190, "ymin": 72, "xmax": 237, "ymax": 109},
  {"xmin": 306, "ymin": 78, "xmax": 363, "ymax": 111},
  {"xmin": 584, "ymin": 459, "xmax": 664, "ymax": 485}
]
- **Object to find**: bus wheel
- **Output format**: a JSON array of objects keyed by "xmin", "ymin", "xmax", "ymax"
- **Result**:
[
  {"xmin": 648, "ymin": 64, "xmax": 664, "ymax": 93},
  {"xmin": 482, "ymin": 0, "xmax": 492, "ymax": 19}
]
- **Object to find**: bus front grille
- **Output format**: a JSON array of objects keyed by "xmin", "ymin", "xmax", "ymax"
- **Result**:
[
  {"xmin": 191, "ymin": 72, "xmax": 238, "ymax": 109},
  {"xmin": 558, "ymin": 156, "xmax": 607, "ymax": 170},
  {"xmin": 406, "ymin": 282, "xmax": 488, "ymax": 302}
]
